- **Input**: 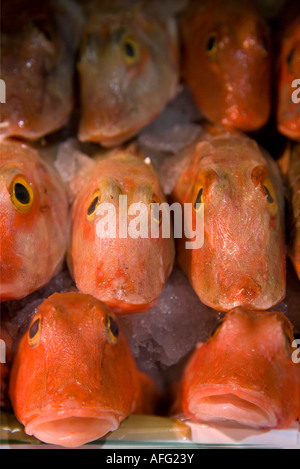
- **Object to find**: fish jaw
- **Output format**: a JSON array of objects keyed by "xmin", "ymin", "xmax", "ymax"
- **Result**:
[
  {"xmin": 277, "ymin": 116, "xmax": 300, "ymax": 142},
  {"xmin": 181, "ymin": 309, "xmax": 300, "ymax": 429},
  {"xmin": 183, "ymin": 385, "xmax": 278, "ymax": 429},
  {"xmin": 24, "ymin": 406, "xmax": 123, "ymax": 447}
]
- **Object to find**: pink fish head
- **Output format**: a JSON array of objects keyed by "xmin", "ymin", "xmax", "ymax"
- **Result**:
[
  {"xmin": 68, "ymin": 146, "xmax": 175, "ymax": 313},
  {"xmin": 77, "ymin": 2, "xmax": 179, "ymax": 146},
  {"xmin": 0, "ymin": 140, "xmax": 69, "ymax": 301},
  {"xmin": 172, "ymin": 132, "xmax": 286, "ymax": 311},
  {"xmin": 181, "ymin": 308, "xmax": 300, "ymax": 429}
]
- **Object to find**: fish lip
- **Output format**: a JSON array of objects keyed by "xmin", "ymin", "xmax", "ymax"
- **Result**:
[
  {"xmin": 185, "ymin": 385, "xmax": 278, "ymax": 429},
  {"xmin": 78, "ymin": 123, "xmax": 139, "ymax": 147},
  {"xmin": 25, "ymin": 407, "xmax": 123, "ymax": 447},
  {"xmin": 277, "ymin": 122, "xmax": 300, "ymax": 141}
]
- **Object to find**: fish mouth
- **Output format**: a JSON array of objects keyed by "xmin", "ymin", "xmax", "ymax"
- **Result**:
[
  {"xmin": 186, "ymin": 386, "xmax": 277, "ymax": 428},
  {"xmin": 25, "ymin": 408, "xmax": 122, "ymax": 447},
  {"xmin": 277, "ymin": 122, "xmax": 300, "ymax": 141}
]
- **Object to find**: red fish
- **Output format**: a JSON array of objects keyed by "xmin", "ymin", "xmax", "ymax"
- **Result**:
[
  {"xmin": 278, "ymin": 142, "xmax": 300, "ymax": 280},
  {"xmin": 177, "ymin": 308, "xmax": 300, "ymax": 429},
  {"xmin": 276, "ymin": 0, "xmax": 300, "ymax": 141},
  {"xmin": 77, "ymin": 0, "xmax": 179, "ymax": 146},
  {"xmin": 167, "ymin": 128, "xmax": 286, "ymax": 312},
  {"xmin": 9, "ymin": 292, "xmax": 158, "ymax": 447},
  {"xmin": 0, "ymin": 140, "xmax": 69, "ymax": 301},
  {"xmin": 0, "ymin": 0, "xmax": 83, "ymax": 140},
  {"xmin": 180, "ymin": 0, "xmax": 271, "ymax": 131},
  {"xmin": 67, "ymin": 144, "xmax": 175, "ymax": 313}
]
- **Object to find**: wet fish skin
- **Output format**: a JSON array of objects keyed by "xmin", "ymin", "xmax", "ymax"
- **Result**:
[
  {"xmin": 278, "ymin": 142, "xmax": 300, "ymax": 280},
  {"xmin": 0, "ymin": 140, "xmax": 69, "ymax": 301},
  {"xmin": 67, "ymin": 144, "xmax": 175, "ymax": 313},
  {"xmin": 180, "ymin": 0, "xmax": 271, "ymax": 131},
  {"xmin": 0, "ymin": 0, "xmax": 83, "ymax": 141},
  {"xmin": 276, "ymin": 0, "xmax": 300, "ymax": 141},
  {"xmin": 77, "ymin": 0, "xmax": 179, "ymax": 146},
  {"xmin": 8, "ymin": 292, "xmax": 158, "ymax": 447},
  {"xmin": 170, "ymin": 128, "xmax": 286, "ymax": 312},
  {"xmin": 178, "ymin": 308, "xmax": 300, "ymax": 429}
]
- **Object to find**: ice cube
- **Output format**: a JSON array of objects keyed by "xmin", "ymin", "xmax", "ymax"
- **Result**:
[{"xmin": 118, "ymin": 267, "xmax": 221, "ymax": 389}]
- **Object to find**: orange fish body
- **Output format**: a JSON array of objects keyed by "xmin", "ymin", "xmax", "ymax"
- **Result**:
[
  {"xmin": 180, "ymin": 0, "xmax": 271, "ymax": 131},
  {"xmin": 278, "ymin": 142, "xmax": 300, "ymax": 280},
  {"xmin": 0, "ymin": 140, "xmax": 69, "ymax": 301},
  {"xmin": 0, "ymin": 0, "xmax": 82, "ymax": 140},
  {"xmin": 67, "ymin": 145, "xmax": 175, "ymax": 313},
  {"xmin": 170, "ymin": 129, "xmax": 286, "ymax": 311},
  {"xmin": 77, "ymin": 1, "xmax": 179, "ymax": 147},
  {"xmin": 276, "ymin": 0, "xmax": 300, "ymax": 141},
  {"xmin": 9, "ymin": 292, "xmax": 158, "ymax": 447},
  {"xmin": 179, "ymin": 308, "xmax": 300, "ymax": 429}
]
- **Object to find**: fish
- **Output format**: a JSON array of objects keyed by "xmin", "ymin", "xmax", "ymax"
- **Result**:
[
  {"xmin": 77, "ymin": 0, "xmax": 179, "ymax": 147},
  {"xmin": 8, "ymin": 291, "xmax": 158, "ymax": 447},
  {"xmin": 276, "ymin": 0, "xmax": 300, "ymax": 141},
  {"xmin": 180, "ymin": 0, "xmax": 271, "ymax": 131},
  {"xmin": 66, "ymin": 143, "xmax": 175, "ymax": 314},
  {"xmin": 278, "ymin": 142, "xmax": 300, "ymax": 280},
  {"xmin": 0, "ymin": 0, "xmax": 83, "ymax": 141},
  {"xmin": 0, "ymin": 139, "xmax": 69, "ymax": 301},
  {"xmin": 165, "ymin": 127, "xmax": 286, "ymax": 312},
  {"xmin": 176, "ymin": 308, "xmax": 300, "ymax": 429}
]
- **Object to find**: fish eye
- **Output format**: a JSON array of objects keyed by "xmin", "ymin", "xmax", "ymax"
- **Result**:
[
  {"xmin": 86, "ymin": 191, "xmax": 100, "ymax": 220},
  {"xmin": 105, "ymin": 313, "xmax": 119, "ymax": 345},
  {"xmin": 151, "ymin": 195, "xmax": 162, "ymax": 225},
  {"xmin": 9, "ymin": 175, "xmax": 34, "ymax": 213},
  {"xmin": 28, "ymin": 314, "xmax": 42, "ymax": 348},
  {"xmin": 286, "ymin": 47, "xmax": 295, "ymax": 67},
  {"xmin": 194, "ymin": 187, "xmax": 204, "ymax": 212},
  {"xmin": 122, "ymin": 36, "xmax": 140, "ymax": 65},
  {"xmin": 262, "ymin": 180, "xmax": 277, "ymax": 216},
  {"xmin": 263, "ymin": 185, "xmax": 274, "ymax": 204},
  {"xmin": 205, "ymin": 33, "xmax": 218, "ymax": 56}
]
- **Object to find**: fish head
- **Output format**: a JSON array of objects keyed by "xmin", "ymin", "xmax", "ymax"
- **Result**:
[
  {"xmin": 0, "ymin": 0, "xmax": 81, "ymax": 140},
  {"xmin": 182, "ymin": 308, "xmax": 300, "ymax": 428},
  {"xmin": 277, "ymin": 17, "xmax": 300, "ymax": 140},
  {"xmin": 0, "ymin": 140, "xmax": 69, "ymax": 301},
  {"xmin": 180, "ymin": 0, "xmax": 271, "ymax": 131},
  {"xmin": 173, "ymin": 134, "xmax": 286, "ymax": 311},
  {"xmin": 8, "ymin": 292, "xmax": 147, "ymax": 447},
  {"xmin": 68, "ymin": 147, "xmax": 175, "ymax": 313},
  {"xmin": 77, "ymin": 4, "xmax": 179, "ymax": 146}
]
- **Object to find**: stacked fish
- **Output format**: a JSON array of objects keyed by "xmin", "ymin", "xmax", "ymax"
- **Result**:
[{"xmin": 0, "ymin": 0, "xmax": 299, "ymax": 448}]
